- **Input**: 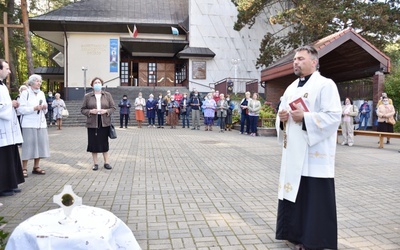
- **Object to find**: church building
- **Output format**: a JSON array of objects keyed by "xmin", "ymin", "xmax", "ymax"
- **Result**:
[{"xmin": 29, "ymin": 0, "xmax": 287, "ymax": 99}]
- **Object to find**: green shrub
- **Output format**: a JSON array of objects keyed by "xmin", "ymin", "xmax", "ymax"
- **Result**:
[{"xmin": 0, "ymin": 216, "xmax": 9, "ymax": 250}]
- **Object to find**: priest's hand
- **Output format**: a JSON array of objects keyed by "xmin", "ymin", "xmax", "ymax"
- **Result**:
[
  {"xmin": 12, "ymin": 100, "xmax": 19, "ymax": 109},
  {"xmin": 290, "ymin": 103, "xmax": 304, "ymax": 123},
  {"xmin": 278, "ymin": 109, "xmax": 289, "ymax": 122}
]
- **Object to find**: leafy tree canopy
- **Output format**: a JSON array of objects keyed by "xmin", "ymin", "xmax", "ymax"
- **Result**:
[{"xmin": 232, "ymin": 0, "xmax": 400, "ymax": 68}]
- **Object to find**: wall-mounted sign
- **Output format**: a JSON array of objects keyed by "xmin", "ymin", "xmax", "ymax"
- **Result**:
[{"xmin": 192, "ymin": 61, "xmax": 206, "ymax": 79}]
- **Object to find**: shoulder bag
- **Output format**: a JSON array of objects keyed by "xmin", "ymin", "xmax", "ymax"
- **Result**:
[{"xmin": 109, "ymin": 118, "xmax": 117, "ymax": 139}]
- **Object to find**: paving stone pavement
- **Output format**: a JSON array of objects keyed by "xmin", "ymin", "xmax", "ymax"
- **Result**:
[{"xmin": 1, "ymin": 125, "xmax": 399, "ymax": 249}]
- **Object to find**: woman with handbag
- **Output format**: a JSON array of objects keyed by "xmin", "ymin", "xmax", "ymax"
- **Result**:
[
  {"xmin": 341, "ymin": 97, "xmax": 358, "ymax": 146},
  {"xmin": 81, "ymin": 77, "xmax": 116, "ymax": 171},
  {"xmin": 376, "ymin": 96, "xmax": 396, "ymax": 144},
  {"xmin": 52, "ymin": 93, "xmax": 66, "ymax": 130},
  {"xmin": 167, "ymin": 96, "xmax": 179, "ymax": 129}
]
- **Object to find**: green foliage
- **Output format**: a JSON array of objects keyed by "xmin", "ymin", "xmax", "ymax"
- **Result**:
[
  {"xmin": 232, "ymin": 0, "xmax": 400, "ymax": 68},
  {"xmin": 259, "ymin": 102, "xmax": 277, "ymax": 127},
  {"xmin": 0, "ymin": 216, "xmax": 9, "ymax": 250},
  {"xmin": 384, "ymin": 40, "xmax": 400, "ymax": 115}
]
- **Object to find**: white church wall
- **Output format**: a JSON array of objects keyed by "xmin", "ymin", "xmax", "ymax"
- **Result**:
[
  {"xmin": 189, "ymin": 0, "xmax": 286, "ymax": 93},
  {"xmin": 66, "ymin": 33, "xmax": 120, "ymax": 88}
]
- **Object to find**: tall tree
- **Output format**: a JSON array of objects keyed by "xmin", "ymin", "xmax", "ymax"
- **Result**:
[
  {"xmin": 20, "ymin": 0, "xmax": 33, "ymax": 75},
  {"xmin": 232, "ymin": 0, "xmax": 400, "ymax": 68}
]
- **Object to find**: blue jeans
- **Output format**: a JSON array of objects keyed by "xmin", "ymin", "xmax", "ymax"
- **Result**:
[
  {"xmin": 240, "ymin": 114, "xmax": 250, "ymax": 133},
  {"xmin": 358, "ymin": 114, "xmax": 369, "ymax": 130},
  {"xmin": 181, "ymin": 112, "xmax": 190, "ymax": 127}
]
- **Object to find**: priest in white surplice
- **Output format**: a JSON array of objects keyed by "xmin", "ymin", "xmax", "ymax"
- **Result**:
[
  {"xmin": 0, "ymin": 59, "xmax": 24, "ymax": 197},
  {"xmin": 275, "ymin": 46, "xmax": 341, "ymax": 250}
]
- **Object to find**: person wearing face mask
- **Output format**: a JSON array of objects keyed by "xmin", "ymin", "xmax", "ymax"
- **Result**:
[
  {"xmin": 81, "ymin": 77, "xmax": 116, "ymax": 171},
  {"xmin": 358, "ymin": 100, "xmax": 371, "ymax": 130},
  {"xmin": 167, "ymin": 96, "xmax": 179, "ymax": 129},
  {"xmin": 51, "ymin": 93, "xmax": 66, "ymax": 130},
  {"xmin": 189, "ymin": 90, "xmax": 202, "ymax": 130},
  {"xmin": 146, "ymin": 94, "xmax": 157, "ymax": 128},
  {"xmin": 376, "ymin": 96, "xmax": 396, "ymax": 144},
  {"xmin": 118, "ymin": 95, "xmax": 131, "ymax": 128},
  {"xmin": 134, "ymin": 92, "xmax": 146, "ymax": 128},
  {"xmin": 156, "ymin": 93, "xmax": 167, "ymax": 128},
  {"xmin": 46, "ymin": 91, "xmax": 55, "ymax": 126},
  {"xmin": 180, "ymin": 93, "xmax": 190, "ymax": 128},
  {"xmin": 225, "ymin": 94, "xmax": 235, "ymax": 131},
  {"xmin": 202, "ymin": 93, "xmax": 216, "ymax": 131},
  {"xmin": 340, "ymin": 97, "xmax": 358, "ymax": 146},
  {"xmin": 165, "ymin": 90, "xmax": 171, "ymax": 125},
  {"xmin": 18, "ymin": 74, "xmax": 50, "ymax": 176}
]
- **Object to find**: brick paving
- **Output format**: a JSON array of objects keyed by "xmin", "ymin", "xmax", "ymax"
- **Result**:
[{"xmin": 1, "ymin": 125, "xmax": 399, "ymax": 249}]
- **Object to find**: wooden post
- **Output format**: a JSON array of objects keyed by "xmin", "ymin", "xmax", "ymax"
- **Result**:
[{"xmin": 0, "ymin": 12, "xmax": 24, "ymax": 89}]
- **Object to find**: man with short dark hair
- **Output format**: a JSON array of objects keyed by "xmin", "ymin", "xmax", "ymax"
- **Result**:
[
  {"xmin": 275, "ymin": 46, "xmax": 341, "ymax": 249},
  {"xmin": 0, "ymin": 59, "xmax": 25, "ymax": 196}
]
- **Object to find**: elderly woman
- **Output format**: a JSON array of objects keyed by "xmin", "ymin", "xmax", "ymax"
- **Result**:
[
  {"xmin": 52, "ymin": 93, "xmax": 66, "ymax": 130},
  {"xmin": 248, "ymin": 93, "xmax": 261, "ymax": 136},
  {"xmin": 202, "ymin": 93, "xmax": 216, "ymax": 131},
  {"xmin": 146, "ymin": 94, "xmax": 157, "ymax": 128},
  {"xmin": 167, "ymin": 95, "xmax": 179, "ymax": 129},
  {"xmin": 81, "ymin": 77, "xmax": 116, "ymax": 171},
  {"xmin": 341, "ymin": 97, "xmax": 358, "ymax": 146},
  {"xmin": 377, "ymin": 96, "xmax": 396, "ymax": 144},
  {"xmin": 18, "ymin": 74, "xmax": 50, "ymax": 176},
  {"xmin": 134, "ymin": 92, "xmax": 145, "ymax": 128},
  {"xmin": 239, "ymin": 91, "xmax": 251, "ymax": 134},
  {"xmin": 225, "ymin": 95, "xmax": 235, "ymax": 131},
  {"xmin": 216, "ymin": 93, "xmax": 228, "ymax": 132}
]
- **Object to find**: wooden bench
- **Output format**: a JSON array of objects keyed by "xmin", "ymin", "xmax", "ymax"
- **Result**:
[{"xmin": 337, "ymin": 129, "xmax": 400, "ymax": 148}]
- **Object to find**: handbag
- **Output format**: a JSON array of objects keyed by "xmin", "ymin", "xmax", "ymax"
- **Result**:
[
  {"xmin": 354, "ymin": 115, "xmax": 360, "ymax": 124},
  {"xmin": 61, "ymin": 109, "xmax": 69, "ymax": 117},
  {"xmin": 109, "ymin": 123, "xmax": 117, "ymax": 139},
  {"xmin": 175, "ymin": 108, "xmax": 180, "ymax": 114},
  {"xmin": 388, "ymin": 116, "xmax": 396, "ymax": 125}
]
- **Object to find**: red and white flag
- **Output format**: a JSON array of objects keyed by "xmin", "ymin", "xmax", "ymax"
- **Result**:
[{"xmin": 127, "ymin": 25, "xmax": 138, "ymax": 38}]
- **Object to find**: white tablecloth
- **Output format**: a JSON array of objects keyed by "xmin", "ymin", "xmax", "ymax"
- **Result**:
[{"xmin": 6, "ymin": 205, "xmax": 141, "ymax": 250}]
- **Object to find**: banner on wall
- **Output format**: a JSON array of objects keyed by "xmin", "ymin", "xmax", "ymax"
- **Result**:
[{"xmin": 109, "ymin": 39, "xmax": 118, "ymax": 72}]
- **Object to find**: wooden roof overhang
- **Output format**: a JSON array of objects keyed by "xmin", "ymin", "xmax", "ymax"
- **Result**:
[{"xmin": 261, "ymin": 28, "xmax": 391, "ymax": 86}]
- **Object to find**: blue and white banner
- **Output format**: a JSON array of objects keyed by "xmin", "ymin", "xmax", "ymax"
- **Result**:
[{"xmin": 109, "ymin": 39, "xmax": 118, "ymax": 72}]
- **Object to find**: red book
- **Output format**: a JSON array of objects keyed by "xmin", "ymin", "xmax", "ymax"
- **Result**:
[{"xmin": 289, "ymin": 97, "xmax": 309, "ymax": 112}]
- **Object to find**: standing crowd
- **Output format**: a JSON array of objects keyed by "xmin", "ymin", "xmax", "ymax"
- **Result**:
[{"xmin": 115, "ymin": 88, "xmax": 263, "ymax": 135}]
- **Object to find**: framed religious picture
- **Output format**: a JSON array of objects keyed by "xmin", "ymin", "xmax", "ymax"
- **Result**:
[{"xmin": 192, "ymin": 61, "xmax": 206, "ymax": 79}]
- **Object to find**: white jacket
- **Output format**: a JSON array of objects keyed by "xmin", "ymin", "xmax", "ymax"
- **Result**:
[{"xmin": 17, "ymin": 87, "xmax": 48, "ymax": 129}]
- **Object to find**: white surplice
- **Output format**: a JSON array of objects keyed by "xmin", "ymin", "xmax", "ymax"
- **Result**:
[
  {"xmin": 0, "ymin": 83, "xmax": 23, "ymax": 147},
  {"xmin": 276, "ymin": 71, "xmax": 341, "ymax": 202}
]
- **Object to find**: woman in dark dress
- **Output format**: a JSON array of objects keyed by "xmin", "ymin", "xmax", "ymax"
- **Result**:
[{"xmin": 81, "ymin": 77, "xmax": 116, "ymax": 171}]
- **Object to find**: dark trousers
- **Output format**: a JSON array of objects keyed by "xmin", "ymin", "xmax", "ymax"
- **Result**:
[
  {"xmin": 219, "ymin": 116, "xmax": 226, "ymax": 130},
  {"xmin": 47, "ymin": 109, "xmax": 54, "ymax": 124},
  {"xmin": 240, "ymin": 114, "xmax": 250, "ymax": 133},
  {"xmin": 148, "ymin": 117, "xmax": 155, "ymax": 125},
  {"xmin": 157, "ymin": 110, "xmax": 164, "ymax": 126},
  {"xmin": 181, "ymin": 112, "xmax": 190, "ymax": 127},
  {"xmin": 120, "ymin": 114, "xmax": 129, "ymax": 127},
  {"xmin": 249, "ymin": 115, "xmax": 259, "ymax": 134}
]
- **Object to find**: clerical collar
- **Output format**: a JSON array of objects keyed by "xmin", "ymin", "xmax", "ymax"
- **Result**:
[{"xmin": 297, "ymin": 74, "xmax": 312, "ymax": 87}]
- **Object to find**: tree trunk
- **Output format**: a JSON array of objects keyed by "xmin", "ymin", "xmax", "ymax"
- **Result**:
[
  {"xmin": 21, "ymin": 0, "xmax": 34, "ymax": 76},
  {"xmin": 6, "ymin": 0, "xmax": 18, "ymax": 89}
]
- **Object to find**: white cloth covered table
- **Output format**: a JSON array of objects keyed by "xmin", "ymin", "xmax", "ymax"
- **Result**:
[{"xmin": 6, "ymin": 205, "xmax": 141, "ymax": 250}]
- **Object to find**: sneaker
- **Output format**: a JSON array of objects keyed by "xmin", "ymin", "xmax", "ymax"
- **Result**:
[
  {"xmin": 348, "ymin": 143, "xmax": 353, "ymax": 147},
  {"xmin": 341, "ymin": 142, "xmax": 347, "ymax": 146},
  {"xmin": 196, "ymin": 127, "xmax": 200, "ymax": 130},
  {"xmin": 239, "ymin": 132, "xmax": 243, "ymax": 134},
  {"xmin": 191, "ymin": 127, "xmax": 196, "ymax": 130}
]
